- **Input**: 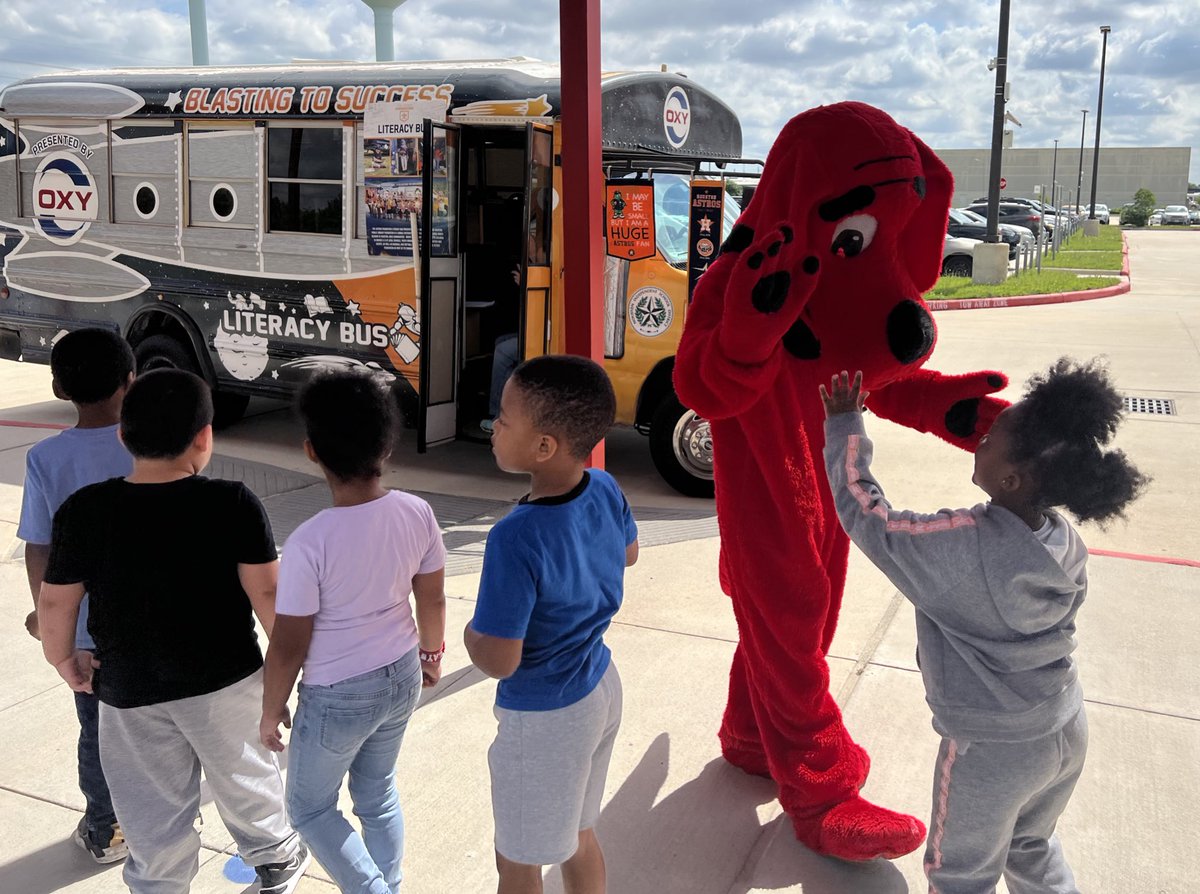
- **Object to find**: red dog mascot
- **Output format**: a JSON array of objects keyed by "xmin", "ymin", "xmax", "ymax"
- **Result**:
[{"xmin": 674, "ymin": 102, "xmax": 1008, "ymax": 861}]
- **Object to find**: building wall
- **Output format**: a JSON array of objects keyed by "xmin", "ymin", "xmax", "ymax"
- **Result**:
[{"xmin": 934, "ymin": 146, "xmax": 1191, "ymax": 210}]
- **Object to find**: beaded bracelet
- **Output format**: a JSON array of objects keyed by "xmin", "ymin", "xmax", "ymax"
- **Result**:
[{"xmin": 420, "ymin": 642, "xmax": 445, "ymax": 664}]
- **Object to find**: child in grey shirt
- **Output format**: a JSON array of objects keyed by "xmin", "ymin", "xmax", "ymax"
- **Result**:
[{"xmin": 821, "ymin": 358, "xmax": 1147, "ymax": 894}]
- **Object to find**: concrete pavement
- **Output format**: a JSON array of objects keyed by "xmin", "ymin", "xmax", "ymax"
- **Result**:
[{"xmin": 0, "ymin": 229, "xmax": 1196, "ymax": 892}]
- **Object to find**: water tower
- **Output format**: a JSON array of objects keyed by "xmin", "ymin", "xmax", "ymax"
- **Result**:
[{"xmin": 361, "ymin": 0, "xmax": 409, "ymax": 62}]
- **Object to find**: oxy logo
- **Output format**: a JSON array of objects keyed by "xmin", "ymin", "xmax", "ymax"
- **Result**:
[
  {"xmin": 31, "ymin": 152, "xmax": 98, "ymax": 245},
  {"xmin": 663, "ymin": 87, "xmax": 691, "ymax": 149}
]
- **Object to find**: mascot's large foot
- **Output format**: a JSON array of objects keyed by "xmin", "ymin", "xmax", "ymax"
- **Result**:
[{"xmin": 793, "ymin": 796, "xmax": 926, "ymax": 862}]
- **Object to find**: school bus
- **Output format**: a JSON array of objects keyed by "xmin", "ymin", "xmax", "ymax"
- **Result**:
[{"xmin": 0, "ymin": 59, "xmax": 752, "ymax": 496}]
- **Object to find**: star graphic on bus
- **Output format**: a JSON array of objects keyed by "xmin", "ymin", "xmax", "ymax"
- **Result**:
[
  {"xmin": 699, "ymin": 215, "xmax": 714, "ymax": 234},
  {"xmin": 345, "ymin": 299, "xmax": 361, "ymax": 318},
  {"xmin": 165, "ymin": 91, "xmax": 183, "ymax": 111}
]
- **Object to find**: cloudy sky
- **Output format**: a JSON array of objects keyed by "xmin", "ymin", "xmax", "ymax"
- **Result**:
[{"xmin": 1, "ymin": 0, "xmax": 1196, "ymax": 182}]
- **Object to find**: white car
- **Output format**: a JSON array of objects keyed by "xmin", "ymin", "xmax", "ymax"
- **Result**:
[
  {"xmin": 1149, "ymin": 208, "xmax": 1164, "ymax": 225},
  {"xmin": 1086, "ymin": 204, "xmax": 1110, "ymax": 224},
  {"xmin": 1162, "ymin": 205, "xmax": 1190, "ymax": 226},
  {"xmin": 942, "ymin": 234, "xmax": 981, "ymax": 277}
]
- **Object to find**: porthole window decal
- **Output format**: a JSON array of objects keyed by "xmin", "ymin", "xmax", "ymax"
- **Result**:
[
  {"xmin": 134, "ymin": 182, "xmax": 159, "ymax": 220},
  {"xmin": 210, "ymin": 183, "xmax": 237, "ymax": 222}
]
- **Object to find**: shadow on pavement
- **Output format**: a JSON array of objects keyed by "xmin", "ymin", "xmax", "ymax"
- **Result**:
[
  {"xmin": 0, "ymin": 835, "xmax": 121, "ymax": 894},
  {"xmin": 541, "ymin": 733, "xmax": 907, "ymax": 893}
]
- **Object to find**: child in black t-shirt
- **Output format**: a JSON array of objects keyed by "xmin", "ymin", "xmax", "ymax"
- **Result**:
[{"xmin": 39, "ymin": 370, "xmax": 310, "ymax": 894}]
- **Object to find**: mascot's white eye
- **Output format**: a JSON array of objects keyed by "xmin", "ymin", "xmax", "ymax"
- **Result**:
[{"xmin": 830, "ymin": 215, "xmax": 877, "ymax": 258}]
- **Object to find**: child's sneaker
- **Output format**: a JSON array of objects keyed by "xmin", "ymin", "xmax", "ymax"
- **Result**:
[
  {"xmin": 255, "ymin": 845, "xmax": 311, "ymax": 894},
  {"xmin": 72, "ymin": 817, "xmax": 128, "ymax": 863}
]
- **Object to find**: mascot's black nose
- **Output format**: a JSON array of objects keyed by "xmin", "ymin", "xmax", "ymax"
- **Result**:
[{"xmin": 886, "ymin": 300, "xmax": 935, "ymax": 364}]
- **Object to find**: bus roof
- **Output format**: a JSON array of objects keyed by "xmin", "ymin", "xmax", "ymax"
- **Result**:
[{"xmin": 0, "ymin": 58, "xmax": 742, "ymax": 161}]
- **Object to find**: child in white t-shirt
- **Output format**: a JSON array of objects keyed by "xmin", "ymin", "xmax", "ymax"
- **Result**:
[{"xmin": 260, "ymin": 370, "xmax": 447, "ymax": 894}]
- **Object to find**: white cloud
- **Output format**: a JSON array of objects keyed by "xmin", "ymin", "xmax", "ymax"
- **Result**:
[{"xmin": 0, "ymin": 0, "xmax": 1195, "ymax": 182}]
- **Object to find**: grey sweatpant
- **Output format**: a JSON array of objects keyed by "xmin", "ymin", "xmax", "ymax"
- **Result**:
[
  {"xmin": 924, "ymin": 707, "xmax": 1087, "ymax": 894},
  {"xmin": 99, "ymin": 670, "xmax": 301, "ymax": 894}
]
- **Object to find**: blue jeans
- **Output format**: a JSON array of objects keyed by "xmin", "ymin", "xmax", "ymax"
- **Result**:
[
  {"xmin": 286, "ymin": 650, "xmax": 423, "ymax": 894},
  {"xmin": 75, "ymin": 690, "xmax": 118, "ymax": 833},
  {"xmin": 489, "ymin": 333, "xmax": 521, "ymax": 417}
]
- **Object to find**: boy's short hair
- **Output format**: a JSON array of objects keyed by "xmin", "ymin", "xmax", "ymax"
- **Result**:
[
  {"xmin": 297, "ymin": 370, "xmax": 395, "ymax": 480},
  {"xmin": 49, "ymin": 328, "xmax": 135, "ymax": 405},
  {"xmin": 510, "ymin": 355, "xmax": 616, "ymax": 459},
  {"xmin": 120, "ymin": 370, "xmax": 214, "ymax": 459}
]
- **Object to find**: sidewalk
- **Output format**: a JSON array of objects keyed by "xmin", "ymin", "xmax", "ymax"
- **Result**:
[{"xmin": 0, "ymin": 230, "xmax": 1196, "ymax": 893}]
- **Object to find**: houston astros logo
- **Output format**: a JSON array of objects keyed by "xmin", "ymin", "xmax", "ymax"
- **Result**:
[{"xmin": 31, "ymin": 151, "xmax": 98, "ymax": 245}]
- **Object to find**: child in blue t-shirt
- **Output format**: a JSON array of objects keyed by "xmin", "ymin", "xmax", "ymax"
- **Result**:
[
  {"xmin": 17, "ymin": 328, "xmax": 134, "ymax": 864},
  {"xmin": 466, "ymin": 354, "xmax": 638, "ymax": 894}
]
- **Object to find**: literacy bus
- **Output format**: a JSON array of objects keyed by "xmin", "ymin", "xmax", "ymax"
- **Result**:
[{"xmin": 0, "ymin": 58, "xmax": 754, "ymax": 496}]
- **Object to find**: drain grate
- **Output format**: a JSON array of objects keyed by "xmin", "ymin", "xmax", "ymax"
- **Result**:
[{"xmin": 1123, "ymin": 396, "xmax": 1176, "ymax": 416}]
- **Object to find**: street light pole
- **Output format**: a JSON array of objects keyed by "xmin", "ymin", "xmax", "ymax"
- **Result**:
[
  {"xmin": 1088, "ymin": 25, "xmax": 1112, "ymax": 220},
  {"xmin": 1076, "ymin": 109, "xmax": 1088, "ymax": 211},
  {"xmin": 1051, "ymin": 139, "xmax": 1059, "ymax": 240},
  {"xmin": 984, "ymin": 0, "xmax": 1011, "ymax": 244}
]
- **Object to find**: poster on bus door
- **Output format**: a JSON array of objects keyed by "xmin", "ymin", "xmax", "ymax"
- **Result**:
[
  {"xmin": 605, "ymin": 181, "xmax": 656, "ymax": 261},
  {"xmin": 687, "ymin": 180, "xmax": 725, "ymax": 302},
  {"xmin": 362, "ymin": 100, "xmax": 452, "ymax": 258}
]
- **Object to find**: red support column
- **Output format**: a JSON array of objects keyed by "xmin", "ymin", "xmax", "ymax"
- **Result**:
[{"xmin": 559, "ymin": 0, "xmax": 606, "ymax": 468}]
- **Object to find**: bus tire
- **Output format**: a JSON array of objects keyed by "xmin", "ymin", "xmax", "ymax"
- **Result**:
[
  {"xmin": 134, "ymin": 335, "xmax": 249, "ymax": 429},
  {"xmin": 648, "ymin": 394, "xmax": 715, "ymax": 499}
]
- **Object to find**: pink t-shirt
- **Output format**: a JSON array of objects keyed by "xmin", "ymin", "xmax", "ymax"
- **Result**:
[{"xmin": 277, "ymin": 490, "xmax": 446, "ymax": 686}]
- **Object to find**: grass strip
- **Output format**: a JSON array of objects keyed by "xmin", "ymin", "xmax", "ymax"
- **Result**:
[
  {"xmin": 929, "ymin": 270, "xmax": 1120, "ymax": 300},
  {"xmin": 1041, "ymin": 251, "xmax": 1123, "ymax": 270},
  {"xmin": 1060, "ymin": 227, "xmax": 1124, "ymax": 250}
]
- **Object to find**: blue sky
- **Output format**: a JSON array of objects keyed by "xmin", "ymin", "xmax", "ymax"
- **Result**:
[{"xmin": 1, "ymin": 0, "xmax": 1196, "ymax": 185}]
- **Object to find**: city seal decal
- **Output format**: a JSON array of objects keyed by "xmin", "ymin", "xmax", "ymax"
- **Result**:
[
  {"xmin": 628, "ymin": 286, "xmax": 674, "ymax": 338},
  {"xmin": 31, "ymin": 151, "xmax": 99, "ymax": 245}
]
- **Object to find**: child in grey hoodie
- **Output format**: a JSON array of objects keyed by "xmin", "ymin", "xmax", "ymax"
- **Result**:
[{"xmin": 821, "ymin": 359, "xmax": 1147, "ymax": 894}]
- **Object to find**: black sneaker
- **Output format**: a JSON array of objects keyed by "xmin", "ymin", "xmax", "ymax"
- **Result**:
[
  {"xmin": 72, "ymin": 817, "xmax": 128, "ymax": 864},
  {"xmin": 255, "ymin": 845, "xmax": 311, "ymax": 894}
]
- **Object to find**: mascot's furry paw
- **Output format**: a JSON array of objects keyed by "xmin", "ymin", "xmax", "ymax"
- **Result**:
[{"xmin": 794, "ymin": 795, "xmax": 926, "ymax": 862}]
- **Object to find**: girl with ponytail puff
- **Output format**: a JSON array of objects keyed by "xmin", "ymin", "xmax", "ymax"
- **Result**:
[{"xmin": 819, "ymin": 357, "xmax": 1147, "ymax": 894}]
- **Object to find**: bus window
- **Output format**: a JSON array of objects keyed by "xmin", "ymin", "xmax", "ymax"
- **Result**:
[
  {"xmin": 266, "ymin": 125, "xmax": 343, "ymax": 235},
  {"xmin": 187, "ymin": 123, "xmax": 257, "ymax": 230},
  {"xmin": 112, "ymin": 122, "xmax": 177, "ymax": 227}
]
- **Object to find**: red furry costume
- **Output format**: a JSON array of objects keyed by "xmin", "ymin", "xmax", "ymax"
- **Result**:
[{"xmin": 674, "ymin": 102, "xmax": 1009, "ymax": 861}]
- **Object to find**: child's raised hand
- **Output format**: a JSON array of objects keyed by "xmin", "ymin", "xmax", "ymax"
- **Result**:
[
  {"xmin": 259, "ymin": 706, "xmax": 291, "ymax": 753},
  {"xmin": 820, "ymin": 370, "xmax": 869, "ymax": 418}
]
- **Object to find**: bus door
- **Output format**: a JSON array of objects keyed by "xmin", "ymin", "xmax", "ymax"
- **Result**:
[
  {"xmin": 520, "ymin": 123, "xmax": 554, "ymax": 359},
  {"xmin": 417, "ymin": 120, "xmax": 462, "ymax": 451}
]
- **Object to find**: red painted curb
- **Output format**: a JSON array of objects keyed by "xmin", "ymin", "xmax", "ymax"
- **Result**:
[
  {"xmin": 930, "ymin": 232, "xmax": 1131, "ymax": 312},
  {"xmin": 1089, "ymin": 548, "xmax": 1200, "ymax": 569},
  {"xmin": 0, "ymin": 419, "xmax": 69, "ymax": 430},
  {"xmin": 928, "ymin": 277, "xmax": 1130, "ymax": 311}
]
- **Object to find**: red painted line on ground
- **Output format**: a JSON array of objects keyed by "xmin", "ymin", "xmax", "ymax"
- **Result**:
[
  {"xmin": 0, "ymin": 419, "xmax": 69, "ymax": 430},
  {"xmin": 1089, "ymin": 548, "xmax": 1200, "ymax": 569}
]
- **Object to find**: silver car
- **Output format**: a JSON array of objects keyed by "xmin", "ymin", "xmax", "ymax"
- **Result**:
[
  {"xmin": 1162, "ymin": 205, "xmax": 1190, "ymax": 225},
  {"xmin": 1086, "ymin": 204, "xmax": 1110, "ymax": 224}
]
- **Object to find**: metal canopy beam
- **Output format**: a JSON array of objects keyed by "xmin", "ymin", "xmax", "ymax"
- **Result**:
[{"xmin": 559, "ymin": 0, "xmax": 605, "ymax": 466}]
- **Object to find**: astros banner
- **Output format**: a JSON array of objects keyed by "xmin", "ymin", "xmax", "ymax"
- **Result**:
[
  {"xmin": 687, "ymin": 179, "xmax": 725, "ymax": 302},
  {"xmin": 605, "ymin": 181, "xmax": 656, "ymax": 261}
]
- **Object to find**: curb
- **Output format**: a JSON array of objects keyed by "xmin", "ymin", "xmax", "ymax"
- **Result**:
[{"xmin": 930, "ymin": 232, "xmax": 1130, "ymax": 312}]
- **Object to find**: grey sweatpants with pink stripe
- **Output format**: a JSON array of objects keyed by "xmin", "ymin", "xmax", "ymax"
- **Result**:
[{"xmin": 924, "ymin": 708, "xmax": 1087, "ymax": 894}]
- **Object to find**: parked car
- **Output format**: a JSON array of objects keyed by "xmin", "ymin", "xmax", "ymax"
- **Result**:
[
  {"xmin": 957, "ymin": 208, "xmax": 1035, "ymax": 247},
  {"xmin": 1189, "ymin": 207, "xmax": 1200, "ymax": 225},
  {"xmin": 1149, "ymin": 208, "xmax": 1164, "ymax": 225},
  {"xmin": 1085, "ymin": 204, "xmax": 1110, "ymax": 224},
  {"xmin": 1162, "ymin": 205, "xmax": 1190, "ymax": 226},
  {"xmin": 947, "ymin": 208, "xmax": 1019, "ymax": 258},
  {"xmin": 942, "ymin": 234, "xmax": 981, "ymax": 277},
  {"xmin": 965, "ymin": 201, "xmax": 1045, "ymax": 236}
]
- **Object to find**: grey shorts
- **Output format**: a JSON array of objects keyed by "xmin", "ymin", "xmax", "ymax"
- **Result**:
[{"xmin": 489, "ymin": 661, "xmax": 623, "ymax": 865}]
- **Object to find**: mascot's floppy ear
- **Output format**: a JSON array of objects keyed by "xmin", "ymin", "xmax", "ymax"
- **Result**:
[{"xmin": 898, "ymin": 133, "xmax": 953, "ymax": 295}]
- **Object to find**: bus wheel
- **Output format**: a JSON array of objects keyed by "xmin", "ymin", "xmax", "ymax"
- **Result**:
[
  {"xmin": 134, "ymin": 335, "xmax": 249, "ymax": 429},
  {"xmin": 649, "ymin": 394, "xmax": 715, "ymax": 498}
]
